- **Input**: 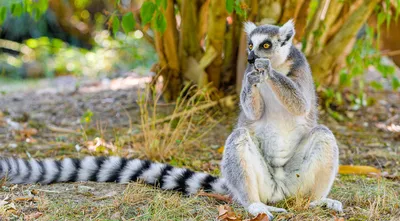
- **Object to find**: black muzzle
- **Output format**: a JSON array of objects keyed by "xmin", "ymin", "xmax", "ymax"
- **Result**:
[{"xmin": 247, "ymin": 51, "xmax": 259, "ymax": 64}]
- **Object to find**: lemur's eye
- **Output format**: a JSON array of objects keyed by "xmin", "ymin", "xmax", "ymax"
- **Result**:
[
  {"xmin": 263, "ymin": 43, "xmax": 270, "ymax": 49},
  {"xmin": 248, "ymin": 44, "xmax": 253, "ymax": 50}
]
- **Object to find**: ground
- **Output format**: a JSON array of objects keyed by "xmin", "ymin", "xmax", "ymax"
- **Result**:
[{"xmin": 0, "ymin": 74, "xmax": 399, "ymax": 221}]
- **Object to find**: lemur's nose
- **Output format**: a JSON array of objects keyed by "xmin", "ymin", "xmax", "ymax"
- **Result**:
[{"xmin": 247, "ymin": 51, "xmax": 259, "ymax": 64}]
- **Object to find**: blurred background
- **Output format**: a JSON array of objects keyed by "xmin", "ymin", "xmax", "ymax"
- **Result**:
[{"xmin": 0, "ymin": 0, "xmax": 400, "ymax": 220}]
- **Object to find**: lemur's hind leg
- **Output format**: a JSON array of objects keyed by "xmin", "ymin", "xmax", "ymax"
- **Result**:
[
  {"xmin": 221, "ymin": 128, "xmax": 287, "ymax": 219},
  {"xmin": 289, "ymin": 125, "xmax": 342, "ymax": 212}
]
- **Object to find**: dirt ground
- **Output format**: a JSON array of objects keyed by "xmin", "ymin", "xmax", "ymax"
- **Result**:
[{"xmin": 0, "ymin": 74, "xmax": 399, "ymax": 220}]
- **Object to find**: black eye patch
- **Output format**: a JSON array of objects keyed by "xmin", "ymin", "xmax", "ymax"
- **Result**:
[{"xmin": 259, "ymin": 40, "xmax": 272, "ymax": 50}]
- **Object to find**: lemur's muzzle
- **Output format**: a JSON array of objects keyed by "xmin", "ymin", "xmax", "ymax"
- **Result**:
[{"xmin": 247, "ymin": 51, "xmax": 259, "ymax": 64}]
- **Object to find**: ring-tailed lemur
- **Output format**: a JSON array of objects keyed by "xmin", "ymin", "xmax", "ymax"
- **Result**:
[
  {"xmin": 0, "ymin": 20, "xmax": 342, "ymax": 220},
  {"xmin": 221, "ymin": 20, "xmax": 342, "ymax": 219}
]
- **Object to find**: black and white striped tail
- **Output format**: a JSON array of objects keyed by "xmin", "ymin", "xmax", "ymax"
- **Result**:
[{"xmin": 0, "ymin": 156, "xmax": 227, "ymax": 195}]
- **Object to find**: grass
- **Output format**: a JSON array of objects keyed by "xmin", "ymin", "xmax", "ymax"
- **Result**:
[
  {"xmin": 1, "ymin": 176, "xmax": 399, "ymax": 220},
  {"xmin": 134, "ymin": 84, "xmax": 225, "ymax": 161},
  {"xmin": 0, "ymin": 83, "xmax": 399, "ymax": 220}
]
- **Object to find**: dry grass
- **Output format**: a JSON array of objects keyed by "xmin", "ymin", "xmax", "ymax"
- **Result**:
[
  {"xmin": 134, "ymin": 84, "xmax": 225, "ymax": 161},
  {"xmin": 1, "ymin": 175, "xmax": 398, "ymax": 220}
]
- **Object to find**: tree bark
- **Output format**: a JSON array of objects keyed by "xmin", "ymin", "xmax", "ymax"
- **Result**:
[
  {"xmin": 309, "ymin": 0, "xmax": 380, "ymax": 85},
  {"xmin": 154, "ymin": 0, "xmax": 181, "ymax": 101},
  {"xmin": 204, "ymin": 0, "xmax": 227, "ymax": 89}
]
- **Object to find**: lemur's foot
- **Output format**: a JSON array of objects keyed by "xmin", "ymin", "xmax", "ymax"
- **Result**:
[
  {"xmin": 310, "ymin": 198, "xmax": 343, "ymax": 212},
  {"xmin": 248, "ymin": 202, "xmax": 288, "ymax": 220}
]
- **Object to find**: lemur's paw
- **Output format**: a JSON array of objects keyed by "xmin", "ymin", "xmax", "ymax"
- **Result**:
[
  {"xmin": 254, "ymin": 58, "xmax": 271, "ymax": 73},
  {"xmin": 226, "ymin": 128, "xmax": 250, "ymax": 146},
  {"xmin": 248, "ymin": 203, "xmax": 274, "ymax": 220},
  {"xmin": 310, "ymin": 198, "xmax": 343, "ymax": 212},
  {"xmin": 265, "ymin": 206, "xmax": 288, "ymax": 213},
  {"xmin": 245, "ymin": 70, "xmax": 262, "ymax": 85}
]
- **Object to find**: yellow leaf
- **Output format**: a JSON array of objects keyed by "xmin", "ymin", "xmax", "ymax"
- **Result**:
[
  {"xmin": 338, "ymin": 165, "xmax": 381, "ymax": 175},
  {"xmin": 218, "ymin": 146, "xmax": 225, "ymax": 153}
]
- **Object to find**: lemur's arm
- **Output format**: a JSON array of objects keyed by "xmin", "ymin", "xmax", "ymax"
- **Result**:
[
  {"xmin": 240, "ymin": 68, "xmax": 264, "ymax": 121},
  {"xmin": 255, "ymin": 58, "xmax": 309, "ymax": 116}
]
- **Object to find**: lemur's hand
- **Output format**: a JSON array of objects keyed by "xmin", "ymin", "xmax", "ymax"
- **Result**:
[
  {"xmin": 245, "ymin": 70, "xmax": 262, "ymax": 86},
  {"xmin": 255, "ymin": 58, "xmax": 272, "ymax": 80}
]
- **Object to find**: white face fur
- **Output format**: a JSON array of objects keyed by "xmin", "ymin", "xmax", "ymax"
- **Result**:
[{"xmin": 245, "ymin": 20, "xmax": 295, "ymax": 68}]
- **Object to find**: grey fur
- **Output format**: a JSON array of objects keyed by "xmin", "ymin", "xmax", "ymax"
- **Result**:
[{"xmin": 221, "ymin": 20, "xmax": 342, "ymax": 219}]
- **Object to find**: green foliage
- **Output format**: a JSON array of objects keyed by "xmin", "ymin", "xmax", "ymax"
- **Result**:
[
  {"xmin": 122, "ymin": 12, "xmax": 136, "ymax": 34},
  {"xmin": 0, "ymin": 7, "xmax": 6, "ymax": 24},
  {"xmin": 141, "ymin": 1, "xmax": 157, "ymax": 25},
  {"xmin": 0, "ymin": 32, "xmax": 157, "ymax": 79},
  {"xmin": 154, "ymin": 11, "xmax": 167, "ymax": 33},
  {"xmin": 156, "ymin": 0, "xmax": 168, "ymax": 10},
  {"xmin": 0, "ymin": 0, "xmax": 49, "ymax": 25},
  {"xmin": 341, "ymin": 26, "xmax": 397, "ymax": 91},
  {"xmin": 140, "ymin": 0, "xmax": 168, "ymax": 33},
  {"xmin": 226, "ymin": 0, "xmax": 234, "ymax": 13},
  {"xmin": 323, "ymin": 20, "xmax": 399, "ymax": 118},
  {"xmin": 226, "ymin": 0, "xmax": 247, "ymax": 18},
  {"xmin": 112, "ymin": 16, "xmax": 120, "ymax": 37},
  {"xmin": 81, "ymin": 109, "xmax": 94, "ymax": 124}
]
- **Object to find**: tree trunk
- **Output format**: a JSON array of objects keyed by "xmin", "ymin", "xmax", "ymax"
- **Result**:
[
  {"xmin": 309, "ymin": 0, "xmax": 380, "ymax": 85},
  {"xmin": 204, "ymin": 0, "xmax": 227, "ymax": 89},
  {"xmin": 154, "ymin": 0, "xmax": 181, "ymax": 101},
  {"xmin": 144, "ymin": 0, "xmax": 387, "ymax": 101}
]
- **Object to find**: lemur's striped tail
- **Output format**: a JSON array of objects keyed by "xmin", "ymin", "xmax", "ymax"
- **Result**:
[{"xmin": 0, "ymin": 156, "xmax": 228, "ymax": 195}]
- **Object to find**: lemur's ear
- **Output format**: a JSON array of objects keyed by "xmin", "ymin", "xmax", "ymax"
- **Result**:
[
  {"xmin": 279, "ymin": 19, "xmax": 295, "ymax": 44},
  {"xmin": 244, "ymin": 22, "xmax": 257, "ymax": 35}
]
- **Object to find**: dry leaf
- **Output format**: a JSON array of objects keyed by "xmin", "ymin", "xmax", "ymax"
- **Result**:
[
  {"xmin": 13, "ymin": 196, "xmax": 39, "ymax": 202},
  {"xmin": 334, "ymin": 216, "xmax": 345, "ymax": 221},
  {"xmin": 339, "ymin": 165, "xmax": 381, "ymax": 175},
  {"xmin": 217, "ymin": 205, "xmax": 242, "ymax": 221},
  {"xmin": 84, "ymin": 137, "xmax": 116, "ymax": 153},
  {"xmin": 25, "ymin": 212, "xmax": 43, "ymax": 220},
  {"xmin": 247, "ymin": 213, "xmax": 270, "ymax": 221},
  {"xmin": 218, "ymin": 146, "xmax": 225, "ymax": 153},
  {"xmin": 198, "ymin": 191, "xmax": 232, "ymax": 203},
  {"xmin": 17, "ymin": 128, "xmax": 38, "ymax": 138}
]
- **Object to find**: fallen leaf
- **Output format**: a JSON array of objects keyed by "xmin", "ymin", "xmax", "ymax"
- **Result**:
[
  {"xmin": 217, "ymin": 205, "xmax": 242, "ymax": 221},
  {"xmin": 17, "ymin": 128, "xmax": 38, "ymax": 138},
  {"xmin": 13, "ymin": 196, "xmax": 39, "ymax": 202},
  {"xmin": 198, "ymin": 191, "xmax": 232, "ymax": 203},
  {"xmin": 339, "ymin": 165, "xmax": 381, "ymax": 175},
  {"xmin": 218, "ymin": 146, "xmax": 225, "ymax": 153},
  {"xmin": 25, "ymin": 212, "xmax": 43, "ymax": 220},
  {"xmin": 334, "ymin": 216, "xmax": 345, "ymax": 221},
  {"xmin": 247, "ymin": 213, "xmax": 270, "ymax": 221},
  {"xmin": 84, "ymin": 137, "xmax": 116, "ymax": 153}
]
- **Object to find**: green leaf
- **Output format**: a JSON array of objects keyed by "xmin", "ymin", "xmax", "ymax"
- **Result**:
[
  {"xmin": 81, "ymin": 110, "xmax": 94, "ymax": 124},
  {"xmin": 11, "ymin": 3, "xmax": 22, "ymax": 17},
  {"xmin": 122, "ymin": 12, "xmax": 135, "ymax": 33},
  {"xmin": 377, "ymin": 12, "xmax": 385, "ymax": 26},
  {"xmin": 140, "ymin": 1, "xmax": 156, "ymax": 25},
  {"xmin": 154, "ymin": 11, "xmax": 167, "ymax": 33},
  {"xmin": 339, "ymin": 71, "xmax": 350, "ymax": 86},
  {"xmin": 0, "ymin": 7, "xmax": 6, "ymax": 25},
  {"xmin": 226, "ymin": 0, "xmax": 234, "ymax": 13},
  {"xmin": 112, "ymin": 16, "xmax": 120, "ymax": 36},
  {"xmin": 370, "ymin": 81, "xmax": 383, "ymax": 90},
  {"xmin": 37, "ymin": 0, "xmax": 48, "ymax": 14},
  {"xmin": 392, "ymin": 76, "xmax": 400, "ymax": 90},
  {"xmin": 156, "ymin": 0, "xmax": 167, "ymax": 9}
]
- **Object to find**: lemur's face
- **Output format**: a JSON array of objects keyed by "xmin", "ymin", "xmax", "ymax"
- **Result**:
[{"xmin": 245, "ymin": 20, "xmax": 295, "ymax": 65}]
